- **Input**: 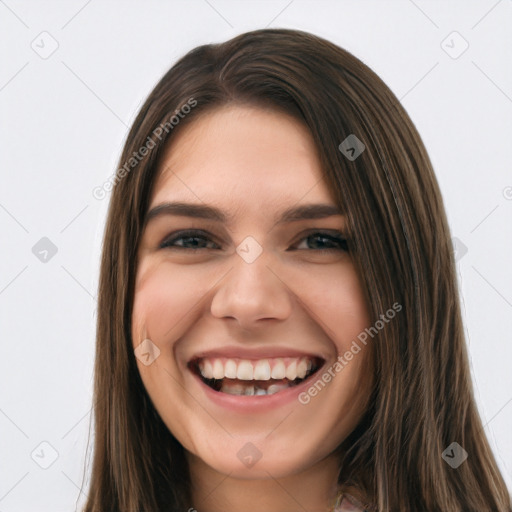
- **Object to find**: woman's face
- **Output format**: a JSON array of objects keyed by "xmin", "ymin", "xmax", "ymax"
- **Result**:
[{"xmin": 132, "ymin": 105, "xmax": 374, "ymax": 479}]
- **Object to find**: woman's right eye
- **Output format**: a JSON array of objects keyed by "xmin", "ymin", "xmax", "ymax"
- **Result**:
[{"xmin": 159, "ymin": 230, "xmax": 220, "ymax": 250}]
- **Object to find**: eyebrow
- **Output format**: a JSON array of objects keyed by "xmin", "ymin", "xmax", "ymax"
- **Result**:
[{"xmin": 144, "ymin": 201, "xmax": 344, "ymax": 227}]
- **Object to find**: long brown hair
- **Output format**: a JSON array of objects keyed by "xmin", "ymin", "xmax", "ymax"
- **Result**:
[{"xmin": 82, "ymin": 28, "xmax": 511, "ymax": 511}]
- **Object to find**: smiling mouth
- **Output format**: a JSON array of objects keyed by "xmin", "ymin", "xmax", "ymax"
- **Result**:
[{"xmin": 189, "ymin": 356, "xmax": 323, "ymax": 396}]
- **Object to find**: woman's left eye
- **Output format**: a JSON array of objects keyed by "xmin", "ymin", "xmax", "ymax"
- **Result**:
[
  {"xmin": 293, "ymin": 232, "xmax": 348, "ymax": 252},
  {"xmin": 159, "ymin": 230, "xmax": 348, "ymax": 252}
]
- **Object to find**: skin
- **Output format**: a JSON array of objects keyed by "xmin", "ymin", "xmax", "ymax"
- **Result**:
[{"xmin": 131, "ymin": 105, "xmax": 374, "ymax": 512}]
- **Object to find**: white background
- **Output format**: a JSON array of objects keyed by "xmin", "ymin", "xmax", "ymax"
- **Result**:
[{"xmin": 1, "ymin": 1, "xmax": 511, "ymax": 510}]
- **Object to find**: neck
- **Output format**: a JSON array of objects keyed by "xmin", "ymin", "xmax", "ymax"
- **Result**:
[{"xmin": 187, "ymin": 453, "xmax": 341, "ymax": 512}]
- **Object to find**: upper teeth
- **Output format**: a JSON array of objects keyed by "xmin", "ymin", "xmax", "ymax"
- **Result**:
[{"xmin": 197, "ymin": 357, "xmax": 314, "ymax": 381}]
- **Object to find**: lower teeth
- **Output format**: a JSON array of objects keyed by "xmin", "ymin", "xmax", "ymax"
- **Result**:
[{"xmin": 219, "ymin": 381, "xmax": 293, "ymax": 396}]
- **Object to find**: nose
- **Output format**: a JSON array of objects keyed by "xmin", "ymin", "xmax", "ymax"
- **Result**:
[{"xmin": 210, "ymin": 249, "xmax": 293, "ymax": 330}]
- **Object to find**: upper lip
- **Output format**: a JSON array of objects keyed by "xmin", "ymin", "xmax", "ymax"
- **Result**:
[{"xmin": 188, "ymin": 345, "xmax": 328, "ymax": 362}]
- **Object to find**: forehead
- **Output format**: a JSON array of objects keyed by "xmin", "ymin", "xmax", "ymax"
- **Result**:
[{"xmin": 149, "ymin": 105, "xmax": 333, "ymax": 210}]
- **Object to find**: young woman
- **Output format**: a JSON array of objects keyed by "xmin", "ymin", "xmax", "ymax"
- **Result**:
[{"xmin": 83, "ymin": 28, "xmax": 511, "ymax": 512}]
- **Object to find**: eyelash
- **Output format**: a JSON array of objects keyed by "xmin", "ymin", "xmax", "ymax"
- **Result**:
[{"xmin": 159, "ymin": 229, "xmax": 349, "ymax": 252}]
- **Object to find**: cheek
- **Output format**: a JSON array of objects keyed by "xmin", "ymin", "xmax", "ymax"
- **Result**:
[
  {"xmin": 294, "ymin": 266, "xmax": 373, "ymax": 443},
  {"xmin": 131, "ymin": 260, "xmax": 203, "ymax": 347},
  {"xmin": 296, "ymin": 261, "xmax": 373, "ymax": 401},
  {"xmin": 298, "ymin": 262, "xmax": 371, "ymax": 347}
]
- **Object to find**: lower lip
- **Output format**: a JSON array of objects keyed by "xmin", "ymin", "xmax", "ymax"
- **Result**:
[{"xmin": 191, "ymin": 365, "xmax": 326, "ymax": 412}]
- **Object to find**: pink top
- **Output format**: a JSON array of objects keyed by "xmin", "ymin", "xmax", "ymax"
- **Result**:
[{"xmin": 333, "ymin": 493, "xmax": 369, "ymax": 512}]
